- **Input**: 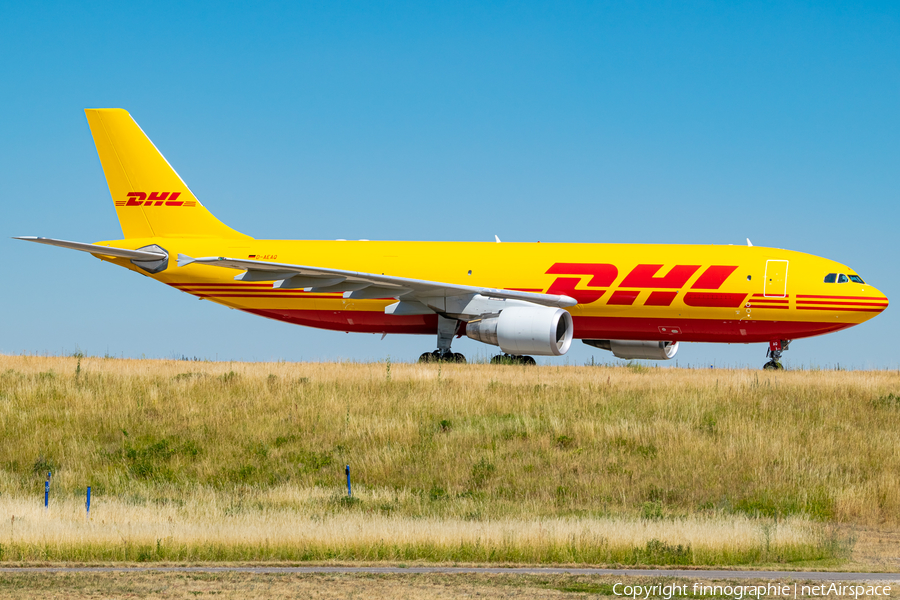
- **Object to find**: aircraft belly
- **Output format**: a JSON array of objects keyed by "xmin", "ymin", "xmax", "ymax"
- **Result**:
[
  {"xmin": 245, "ymin": 308, "xmax": 436, "ymax": 334},
  {"xmin": 572, "ymin": 315, "xmax": 851, "ymax": 343}
]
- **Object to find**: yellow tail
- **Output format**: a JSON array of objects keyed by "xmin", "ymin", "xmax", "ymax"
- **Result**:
[{"xmin": 85, "ymin": 109, "xmax": 250, "ymax": 240}]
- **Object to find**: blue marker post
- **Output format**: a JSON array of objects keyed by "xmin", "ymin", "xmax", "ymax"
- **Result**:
[
  {"xmin": 86, "ymin": 486, "xmax": 91, "ymax": 519},
  {"xmin": 44, "ymin": 471, "xmax": 51, "ymax": 511},
  {"xmin": 345, "ymin": 465, "xmax": 351, "ymax": 497}
]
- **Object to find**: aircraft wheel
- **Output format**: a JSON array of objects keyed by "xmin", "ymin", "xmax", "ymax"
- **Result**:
[
  {"xmin": 762, "ymin": 360, "xmax": 783, "ymax": 371},
  {"xmin": 490, "ymin": 354, "xmax": 535, "ymax": 365},
  {"xmin": 420, "ymin": 351, "xmax": 466, "ymax": 363}
]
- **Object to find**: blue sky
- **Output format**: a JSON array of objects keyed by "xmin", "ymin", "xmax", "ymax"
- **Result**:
[{"xmin": 1, "ymin": 1, "xmax": 897, "ymax": 368}]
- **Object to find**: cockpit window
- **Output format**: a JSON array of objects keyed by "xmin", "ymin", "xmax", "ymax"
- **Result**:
[
  {"xmin": 824, "ymin": 273, "xmax": 836, "ymax": 283},
  {"xmin": 837, "ymin": 274, "xmax": 849, "ymax": 283},
  {"xmin": 849, "ymin": 275, "xmax": 865, "ymax": 284}
]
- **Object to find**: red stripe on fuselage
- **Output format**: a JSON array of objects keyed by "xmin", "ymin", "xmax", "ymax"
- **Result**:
[
  {"xmin": 237, "ymin": 308, "xmax": 853, "ymax": 343},
  {"xmin": 797, "ymin": 306, "xmax": 885, "ymax": 313},
  {"xmin": 797, "ymin": 300, "xmax": 888, "ymax": 307},
  {"xmin": 571, "ymin": 315, "xmax": 851, "ymax": 343},
  {"xmin": 797, "ymin": 295, "xmax": 885, "ymax": 300},
  {"xmin": 170, "ymin": 283, "xmax": 273, "ymax": 288},
  {"xmin": 245, "ymin": 308, "xmax": 439, "ymax": 334},
  {"xmin": 195, "ymin": 294, "xmax": 341, "ymax": 299}
]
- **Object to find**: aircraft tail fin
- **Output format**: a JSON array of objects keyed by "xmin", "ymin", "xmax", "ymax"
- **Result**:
[{"xmin": 84, "ymin": 109, "xmax": 250, "ymax": 240}]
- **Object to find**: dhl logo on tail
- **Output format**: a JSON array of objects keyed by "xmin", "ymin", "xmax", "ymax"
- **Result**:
[{"xmin": 114, "ymin": 192, "xmax": 196, "ymax": 207}]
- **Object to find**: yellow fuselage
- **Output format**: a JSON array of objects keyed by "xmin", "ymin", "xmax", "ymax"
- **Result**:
[{"xmin": 103, "ymin": 237, "xmax": 888, "ymax": 344}]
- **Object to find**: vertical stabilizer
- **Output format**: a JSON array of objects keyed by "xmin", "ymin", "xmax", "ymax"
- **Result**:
[{"xmin": 85, "ymin": 109, "xmax": 250, "ymax": 240}]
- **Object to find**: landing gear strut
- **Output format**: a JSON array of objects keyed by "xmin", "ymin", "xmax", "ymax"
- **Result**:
[
  {"xmin": 418, "ymin": 315, "xmax": 466, "ymax": 364},
  {"xmin": 763, "ymin": 339, "xmax": 790, "ymax": 370},
  {"xmin": 490, "ymin": 354, "xmax": 537, "ymax": 366}
]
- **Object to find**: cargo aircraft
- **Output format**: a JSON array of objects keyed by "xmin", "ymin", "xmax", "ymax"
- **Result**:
[{"xmin": 16, "ymin": 109, "xmax": 889, "ymax": 369}]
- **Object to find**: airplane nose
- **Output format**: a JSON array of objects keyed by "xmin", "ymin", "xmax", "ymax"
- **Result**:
[{"xmin": 865, "ymin": 285, "xmax": 889, "ymax": 314}]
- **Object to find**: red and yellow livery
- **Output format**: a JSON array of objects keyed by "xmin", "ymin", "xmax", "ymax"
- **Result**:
[{"xmin": 17, "ymin": 109, "xmax": 888, "ymax": 368}]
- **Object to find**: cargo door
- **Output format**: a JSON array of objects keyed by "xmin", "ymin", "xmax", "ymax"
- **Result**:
[{"xmin": 764, "ymin": 260, "xmax": 788, "ymax": 297}]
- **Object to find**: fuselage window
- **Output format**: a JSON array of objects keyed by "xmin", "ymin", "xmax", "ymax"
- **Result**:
[
  {"xmin": 824, "ymin": 273, "xmax": 836, "ymax": 283},
  {"xmin": 837, "ymin": 274, "xmax": 849, "ymax": 283},
  {"xmin": 849, "ymin": 275, "xmax": 865, "ymax": 284}
]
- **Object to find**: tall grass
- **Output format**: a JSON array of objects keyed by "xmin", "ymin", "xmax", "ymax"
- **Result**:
[
  {"xmin": 0, "ymin": 355, "xmax": 896, "ymax": 563},
  {"xmin": 0, "ymin": 493, "xmax": 836, "ymax": 563}
]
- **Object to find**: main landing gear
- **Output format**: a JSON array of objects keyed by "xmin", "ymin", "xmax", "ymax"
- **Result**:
[
  {"xmin": 763, "ymin": 339, "xmax": 790, "ymax": 370},
  {"xmin": 415, "ymin": 315, "xmax": 537, "ymax": 365},
  {"xmin": 418, "ymin": 315, "xmax": 467, "ymax": 364},
  {"xmin": 419, "ymin": 350, "xmax": 466, "ymax": 363}
]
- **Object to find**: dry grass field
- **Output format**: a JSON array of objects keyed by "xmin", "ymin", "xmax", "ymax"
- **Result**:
[{"xmin": 1, "ymin": 354, "xmax": 899, "ymax": 565}]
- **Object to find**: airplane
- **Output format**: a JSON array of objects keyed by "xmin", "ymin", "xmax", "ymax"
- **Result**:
[{"xmin": 16, "ymin": 109, "xmax": 889, "ymax": 369}]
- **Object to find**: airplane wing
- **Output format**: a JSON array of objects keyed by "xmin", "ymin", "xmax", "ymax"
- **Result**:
[
  {"xmin": 14, "ymin": 237, "xmax": 167, "ymax": 261},
  {"xmin": 177, "ymin": 254, "xmax": 577, "ymax": 309}
]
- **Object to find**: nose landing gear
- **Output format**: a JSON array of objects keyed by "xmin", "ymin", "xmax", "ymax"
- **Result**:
[
  {"xmin": 763, "ymin": 339, "xmax": 790, "ymax": 370},
  {"xmin": 418, "ymin": 315, "xmax": 467, "ymax": 364}
]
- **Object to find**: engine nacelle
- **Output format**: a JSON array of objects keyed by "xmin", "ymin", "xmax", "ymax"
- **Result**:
[
  {"xmin": 466, "ymin": 307, "xmax": 574, "ymax": 356},
  {"xmin": 584, "ymin": 339, "xmax": 679, "ymax": 360}
]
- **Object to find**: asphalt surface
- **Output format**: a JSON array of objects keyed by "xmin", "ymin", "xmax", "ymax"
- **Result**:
[{"xmin": 0, "ymin": 566, "xmax": 898, "ymax": 580}]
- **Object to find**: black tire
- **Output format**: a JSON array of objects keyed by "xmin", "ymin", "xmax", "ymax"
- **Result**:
[
  {"xmin": 452, "ymin": 353, "xmax": 467, "ymax": 364},
  {"xmin": 762, "ymin": 361, "xmax": 783, "ymax": 371},
  {"xmin": 419, "ymin": 352, "xmax": 441, "ymax": 363},
  {"xmin": 520, "ymin": 356, "xmax": 536, "ymax": 366},
  {"xmin": 491, "ymin": 354, "xmax": 518, "ymax": 365}
]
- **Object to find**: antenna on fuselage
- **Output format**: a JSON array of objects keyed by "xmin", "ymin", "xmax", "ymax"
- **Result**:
[{"xmin": 746, "ymin": 238, "xmax": 753, "ymax": 247}]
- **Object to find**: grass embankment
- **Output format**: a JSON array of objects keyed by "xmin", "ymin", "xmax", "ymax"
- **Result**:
[{"xmin": 0, "ymin": 355, "xmax": 898, "ymax": 564}]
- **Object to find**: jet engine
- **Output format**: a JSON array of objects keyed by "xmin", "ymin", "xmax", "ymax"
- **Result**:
[
  {"xmin": 466, "ymin": 307, "xmax": 574, "ymax": 356},
  {"xmin": 583, "ymin": 339, "xmax": 679, "ymax": 360}
]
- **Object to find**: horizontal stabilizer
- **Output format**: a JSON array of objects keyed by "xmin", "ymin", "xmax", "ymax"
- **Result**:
[{"xmin": 15, "ymin": 237, "xmax": 167, "ymax": 261}]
